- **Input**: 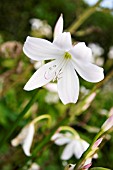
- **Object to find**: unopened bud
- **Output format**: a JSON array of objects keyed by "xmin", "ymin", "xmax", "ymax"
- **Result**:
[{"xmin": 102, "ymin": 114, "xmax": 113, "ymax": 132}]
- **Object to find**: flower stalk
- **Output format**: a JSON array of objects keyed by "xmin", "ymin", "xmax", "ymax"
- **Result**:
[
  {"xmin": 31, "ymin": 114, "xmax": 51, "ymax": 127},
  {"xmin": 68, "ymin": 0, "xmax": 103, "ymax": 33},
  {"xmin": 57, "ymin": 126, "xmax": 79, "ymax": 137}
]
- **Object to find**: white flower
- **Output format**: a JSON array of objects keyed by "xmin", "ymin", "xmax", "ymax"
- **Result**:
[
  {"xmin": 29, "ymin": 18, "xmax": 52, "ymax": 37},
  {"xmin": 44, "ymin": 83, "xmax": 59, "ymax": 103},
  {"xmin": 45, "ymin": 92, "xmax": 59, "ymax": 104},
  {"xmin": 23, "ymin": 14, "xmax": 104, "ymax": 105},
  {"xmin": 108, "ymin": 46, "xmax": 113, "ymax": 59},
  {"xmin": 44, "ymin": 83, "xmax": 57, "ymax": 93},
  {"xmin": 51, "ymin": 132, "xmax": 89, "ymax": 160},
  {"xmin": 88, "ymin": 43, "xmax": 104, "ymax": 57},
  {"xmin": 28, "ymin": 163, "xmax": 40, "ymax": 170},
  {"xmin": 88, "ymin": 43, "xmax": 104, "ymax": 66},
  {"xmin": 34, "ymin": 61, "xmax": 44, "ymax": 70},
  {"xmin": 11, "ymin": 123, "xmax": 35, "ymax": 156}
]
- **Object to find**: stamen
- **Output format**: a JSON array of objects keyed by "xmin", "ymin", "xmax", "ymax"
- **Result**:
[{"xmin": 44, "ymin": 57, "xmax": 69, "ymax": 81}]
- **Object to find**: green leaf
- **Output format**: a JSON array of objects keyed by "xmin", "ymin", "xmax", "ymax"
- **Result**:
[{"xmin": 90, "ymin": 167, "xmax": 111, "ymax": 170}]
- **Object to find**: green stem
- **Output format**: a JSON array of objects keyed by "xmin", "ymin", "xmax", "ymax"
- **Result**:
[
  {"xmin": 74, "ymin": 130, "xmax": 103, "ymax": 170},
  {"xmin": 58, "ymin": 126, "xmax": 79, "ymax": 138},
  {"xmin": 67, "ymin": 0, "xmax": 103, "ymax": 33},
  {"xmin": 32, "ymin": 114, "xmax": 51, "ymax": 126},
  {"xmin": 0, "ymin": 90, "xmax": 39, "ymax": 148}
]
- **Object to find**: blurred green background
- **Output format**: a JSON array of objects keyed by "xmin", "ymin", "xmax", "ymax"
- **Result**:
[{"xmin": 0, "ymin": 0, "xmax": 113, "ymax": 170}]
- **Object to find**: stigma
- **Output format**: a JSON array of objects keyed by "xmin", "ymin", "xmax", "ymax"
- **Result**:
[{"xmin": 64, "ymin": 52, "xmax": 72, "ymax": 59}]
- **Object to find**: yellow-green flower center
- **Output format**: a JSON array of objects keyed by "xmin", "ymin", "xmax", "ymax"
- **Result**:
[{"xmin": 64, "ymin": 52, "xmax": 72, "ymax": 59}]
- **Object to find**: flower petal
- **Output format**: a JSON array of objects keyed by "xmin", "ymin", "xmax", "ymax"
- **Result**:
[
  {"xmin": 69, "ymin": 42, "xmax": 93, "ymax": 62},
  {"xmin": 54, "ymin": 14, "xmax": 63, "ymax": 39},
  {"xmin": 74, "ymin": 139, "xmax": 89, "ymax": 159},
  {"xmin": 51, "ymin": 133, "xmax": 63, "ymax": 141},
  {"xmin": 22, "ymin": 123, "xmax": 35, "ymax": 156},
  {"xmin": 53, "ymin": 32, "xmax": 72, "ymax": 51},
  {"xmin": 24, "ymin": 60, "xmax": 58, "ymax": 91},
  {"xmin": 55, "ymin": 137, "xmax": 71, "ymax": 146},
  {"xmin": 72, "ymin": 59, "xmax": 104, "ymax": 83},
  {"xmin": 57, "ymin": 62, "xmax": 79, "ymax": 104},
  {"xmin": 51, "ymin": 132, "xmax": 72, "ymax": 145},
  {"xmin": 61, "ymin": 141, "xmax": 75, "ymax": 160},
  {"xmin": 23, "ymin": 36, "xmax": 64, "ymax": 61}
]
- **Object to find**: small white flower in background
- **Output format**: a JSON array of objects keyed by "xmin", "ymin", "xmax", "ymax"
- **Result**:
[
  {"xmin": 80, "ymin": 86, "xmax": 90, "ymax": 96},
  {"xmin": 34, "ymin": 61, "xmax": 44, "ymax": 70},
  {"xmin": 51, "ymin": 132, "xmax": 89, "ymax": 160},
  {"xmin": 108, "ymin": 46, "xmax": 113, "ymax": 59},
  {"xmin": 23, "ymin": 14, "xmax": 104, "ymax": 105},
  {"xmin": 88, "ymin": 43, "xmax": 104, "ymax": 57},
  {"xmin": 44, "ymin": 82, "xmax": 57, "ymax": 93},
  {"xmin": 28, "ymin": 162, "xmax": 40, "ymax": 170},
  {"xmin": 30, "ymin": 18, "xmax": 44, "ymax": 30},
  {"xmin": 29, "ymin": 18, "xmax": 52, "ymax": 37},
  {"xmin": 11, "ymin": 123, "xmax": 35, "ymax": 156},
  {"xmin": 44, "ymin": 83, "xmax": 59, "ymax": 104},
  {"xmin": 45, "ymin": 92, "xmax": 59, "ymax": 104},
  {"xmin": 88, "ymin": 43, "xmax": 104, "ymax": 66},
  {"xmin": 99, "ymin": 109, "xmax": 108, "ymax": 116}
]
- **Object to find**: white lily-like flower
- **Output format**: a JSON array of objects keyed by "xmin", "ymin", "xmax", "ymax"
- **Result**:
[
  {"xmin": 51, "ymin": 132, "xmax": 89, "ymax": 160},
  {"xmin": 23, "ymin": 14, "xmax": 104, "ymax": 104},
  {"xmin": 11, "ymin": 123, "xmax": 35, "ymax": 156},
  {"xmin": 11, "ymin": 114, "xmax": 51, "ymax": 156}
]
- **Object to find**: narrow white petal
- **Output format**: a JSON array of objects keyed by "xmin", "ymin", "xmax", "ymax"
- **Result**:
[
  {"xmin": 53, "ymin": 32, "xmax": 72, "ymax": 51},
  {"xmin": 11, "ymin": 138, "xmax": 20, "ymax": 147},
  {"xmin": 57, "ymin": 62, "xmax": 79, "ymax": 104},
  {"xmin": 23, "ymin": 36, "xmax": 64, "ymax": 61},
  {"xmin": 51, "ymin": 133, "xmax": 63, "ymax": 141},
  {"xmin": 55, "ymin": 137, "xmax": 71, "ymax": 146},
  {"xmin": 81, "ymin": 140, "xmax": 89, "ymax": 154},
  {"xmin": 69, "ymin": 42, "xmax": 93, "ymax": 62},
  {"xmin": 61, "ymin": 141, "xmax": 75, "ymax": 160},
  {"xmin": 22, "ymin": 123, "xmax": 35, "ymax": 156},
  {"xmin": 11, "ymin": 124, "xmax": 32, "ymax": 147},
  {"xmin": 54, "ymin": 14, "xmax": 63, "ymax": 39},
  {"xmin": 24, "ymin": 60, "xmax": 58, "ymax": 91},
  {"xmin": 73, "ymin": 140, "xmax": 83, "ymax": 159},
  {"xmin": 72, "ymin": 59, "xmax": 104, "ymax": 83},
  {"xmin": 73, "ymin": 140, "xmax": 88, "ymax": 159}
]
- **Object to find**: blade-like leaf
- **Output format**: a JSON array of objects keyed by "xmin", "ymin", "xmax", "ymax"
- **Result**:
[{"xmin": 90, "ymin": 167, "xmax": 111, "ymax": 170}]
